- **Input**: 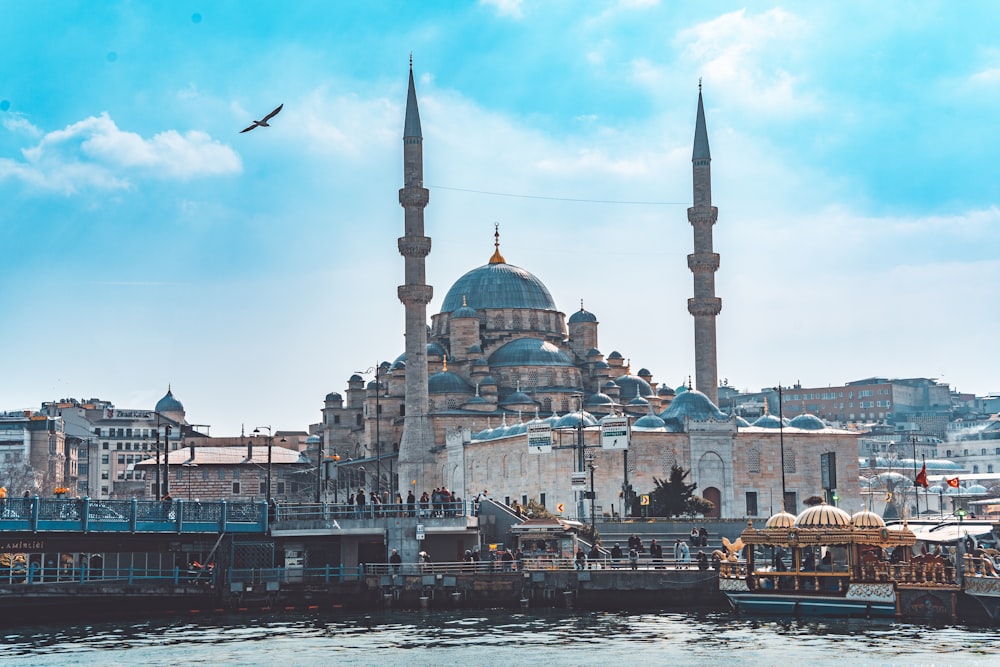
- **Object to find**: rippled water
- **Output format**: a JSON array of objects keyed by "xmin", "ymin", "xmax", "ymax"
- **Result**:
[{"xmin": 2, "ymin": 609, "xmax": 997, "ymax": 666}]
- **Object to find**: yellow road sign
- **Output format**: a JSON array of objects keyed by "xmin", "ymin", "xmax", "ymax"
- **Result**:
[
  {"xmin": 640, "ymin": 494, "xmax": 650, "ymax": 506},
  {"xmin": 556, "ymin": 503, "xmax": 565, "ymax": 513}
]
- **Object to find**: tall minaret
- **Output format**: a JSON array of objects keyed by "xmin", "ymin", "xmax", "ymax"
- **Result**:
[
  {"xmin": 397, "ymin": 58, "xmax": 435, "ymax": 492},
  {"xmin": 687, "ymin": 82, "xmax": 721, "ymax": 405}
]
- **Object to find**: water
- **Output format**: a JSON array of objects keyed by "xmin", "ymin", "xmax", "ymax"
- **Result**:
[{"xmin": 1, "ymin": 609, "xmax": 997, "ymax": 666}]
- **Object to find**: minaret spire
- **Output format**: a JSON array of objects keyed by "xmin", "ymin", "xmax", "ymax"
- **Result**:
[
  {"xmin": 397, "ymin": 58, "xmax": 436, "ymax": 495},
  {"xmin": 687, "ymin": 82, "xmax": 721, "ymax": 405}
]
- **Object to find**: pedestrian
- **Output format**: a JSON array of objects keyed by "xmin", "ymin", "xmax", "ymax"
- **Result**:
[
  {"xmin": 406, "ymin": 490, "xmax": 416, "ymax": 517},
  {"xmin": 629, "ymin": 546, "xmax": 639, "ymax": 570},
  {"xmin": 699, "ymin": 526, "xmax": 709, "ymax": 547},
  {"xmin": 650, "ymin": 539, "xmax": 663, "ymax": 568},
  {"xmin": 575, "ymin": 547, "xmax": 586, "ymax": 570},
  {"xmin": 690, "ymin": 526, "xmax": 699, "ymax": 547},
  {"xmin": 389, "ymin": 548, "xmax": 402, "ymax": 574},
  {"xmin": 611, "ymin": 542, "xmax": 623, "ymax": 568}
]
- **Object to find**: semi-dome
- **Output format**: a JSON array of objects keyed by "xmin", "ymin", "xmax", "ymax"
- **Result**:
[
  {"xmin": 429, "ymin": 371, "xmax": 473, "ymax": 394},
  {"xmin": 568, "ymin": 307, "xmax": 597, "ymax": 324},
  {"xmin": 488, "ymin": 338, "xmax": 574, "ymax": 367},
  {"xmin": 851, "ymin": 510, "xmax": 886, "ymax": 528},
  {"xmin": 765, "ymin": 511, "xmax": 796, "ymax": 529},
  {"xmin": 789, "ymin": 414, "xmax": 826, "ymax": 430},
  {"xmin": 441, "ymin": 262, "xmax": 557, "ymax": 312},
  {"xmin": 794, "ymin": 503, "xmax": 852, "ymax": 528},
  {"xmin": 658, "ymin": 389, "xmax": 728, "ymax": 422},
  {"xmin": 155, "ymin": 387, "xmax": 184, "ymax": 414}
]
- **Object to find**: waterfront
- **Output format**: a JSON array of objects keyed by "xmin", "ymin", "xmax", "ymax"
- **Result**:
[{"xmin": 2, "ymin": 609, "xmax": 997, "ymax": 667}]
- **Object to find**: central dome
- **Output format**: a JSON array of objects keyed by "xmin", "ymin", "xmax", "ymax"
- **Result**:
[{"xmin": 441, "ymin": 262, "xmax": 557, "ymax": 313}]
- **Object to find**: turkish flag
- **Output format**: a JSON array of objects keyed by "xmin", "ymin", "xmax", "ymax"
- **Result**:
[
  {"xmin": 915, "ymin": 463, "xmax": 929, "ymax": 489},
  {"xmin": 947, "ymin": 477, "xmax": 960, "ymax": 488}
]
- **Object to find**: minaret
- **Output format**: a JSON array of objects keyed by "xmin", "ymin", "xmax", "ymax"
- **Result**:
[
  {"xmin": 687, "ymin": 82, "xmax": 721, "ymax": 405},
  {"xmin": 397, "ymin": 58, "xmax": 435, "ymax": 492}
]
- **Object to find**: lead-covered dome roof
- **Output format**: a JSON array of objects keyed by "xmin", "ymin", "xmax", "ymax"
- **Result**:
[
  {"xmin": 441, "ymin": 262, "xmax": 557, "ymax": 312},
  {"xmin": 489, "ymin": 338, "xmax": 574, "ymax": 367},
  {"xmin": 429, "ymin": 371, "xmax": 473, "ymax": 394},
  {"xmin": 155, "ymin": 387, "xmax": 184, "ymax": 413},
  {"xmin": 568, "ymin": 307, "xmax": 597, "ymax": 323},
  {"xmin": 615, "ymin": 374, "xmax": 654, "ymax": 400},
  {"xmin": 789, "ymin": 414, "xmax": 826, "ymax": 430},
  {"xmin": 658, "ymin": 389, "xmax": 727, "ymax": 422}
]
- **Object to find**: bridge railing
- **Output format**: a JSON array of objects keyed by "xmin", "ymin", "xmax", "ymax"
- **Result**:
[
  {"xmin": 0, "ymin": 562, "xmax": 218, "ymax": 586},
  {"xmin": 0, "ymin": 497, "xmax": 267, "ymax": 534},
  {"xmin": 274, "ymin": 501, "xmax": 468, "ymax": 522},
  {"xmin": 228, "ymin": 564, "xmax": 359, "ymax": 585}
]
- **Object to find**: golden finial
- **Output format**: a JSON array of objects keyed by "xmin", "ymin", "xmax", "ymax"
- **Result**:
[
  {"xmin": 489, "ymin": 222, "xmax": 506, "ymax": 264},
  {"xmin": 443, "ymin": 353, "xmax": 448, "ymax": 373},
  {"xmin": 462, "ymin": 295, "xmax": 468, "ymax": 307}
]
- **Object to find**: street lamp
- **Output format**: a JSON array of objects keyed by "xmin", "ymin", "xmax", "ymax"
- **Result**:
[
  {"xmin": 773, "ymin": 385, "xmax": 787, "ymax": 513},
  {"xmin": 356, "ymin": 363, "xmax": 386, "ymax": 500},
  {"xmin": 911, "ymin": 435, "xmax": 920, "ymax": 517},
  {"xmin": 252, "ymin": 426, "xmax": 273, "ymax": 501},
  {"xmin": 587, "ymin": 454, "xmax": 597, "ymax": 533},
  {"xmin": 162, "ymin": 424, "xmax": 173, "ymax": 498}
]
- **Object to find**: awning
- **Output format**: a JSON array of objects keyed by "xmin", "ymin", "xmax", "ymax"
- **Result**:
[{"xmin": 909, "ymin": 524, "xmax": 994, "ymax": 543}]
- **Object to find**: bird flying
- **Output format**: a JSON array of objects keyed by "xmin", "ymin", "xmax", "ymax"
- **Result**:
[{"xmin": 240, "ymin": 104, "xmax": 283, "ymax": 133}]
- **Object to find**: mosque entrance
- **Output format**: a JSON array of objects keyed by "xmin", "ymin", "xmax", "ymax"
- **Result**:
[{"xmin": 703, "ymin": 487, "xmax": 721, "ymax": 518}]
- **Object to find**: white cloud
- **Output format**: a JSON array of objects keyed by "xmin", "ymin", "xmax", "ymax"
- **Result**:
[
  {"xmin": 675, "ymin": 8, "xmax": 820, "ymax": 116},
  {"xmin": 480, "ymin": 0, "xmax": 523, "ymax": 19},
  {"xmin": 5, "ymin": 113, "xmax": 241, "ymax": 194}
]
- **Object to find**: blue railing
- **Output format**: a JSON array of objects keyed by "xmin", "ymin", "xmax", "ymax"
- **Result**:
[
  {"xmin": 1, "ymin": 562, "xmax": 218, "ymax": 586},
  {"xmin": 0, "ymin": 497, "xmax": 267, "ymax": 534}
]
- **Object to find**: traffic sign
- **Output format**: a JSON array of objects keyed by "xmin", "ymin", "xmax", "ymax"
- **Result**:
[
  {"xmin": 556, "ymin": 503, "xmax": 565, "ymax": 513},
  {"xmin": 527, "ymin": 422, "xmax": 552, "ymax": 454},
  {"xmin": 640, "ymin": 494, "xmax": 650, "ymax": 506},
  {"xmin": 601, "ymin": 416, "xmax": 630, "ymax": 450}
]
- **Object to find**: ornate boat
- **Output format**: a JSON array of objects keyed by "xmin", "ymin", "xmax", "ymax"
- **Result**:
[{"xmin": 720, "ymin": 503, "xmax": 961, "ymax": 619}]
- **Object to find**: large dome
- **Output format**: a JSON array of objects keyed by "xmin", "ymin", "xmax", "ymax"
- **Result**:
[
  {"xmin": 441, "ymin": 262, "xmax": 557, "ymax": 312},
  {"xmin": 155, "ymin": 387, "xmax": 184, "ymax": 414},
  {"xmin": 488, "ymin": 338, "xmax": 574, "ymax": 367}
]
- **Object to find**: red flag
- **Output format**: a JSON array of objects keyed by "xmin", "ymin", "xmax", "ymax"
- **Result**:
[
  {"xmin": 947, "ymin": 477, "xmax": 960, "ymax": 488},
  {"xmin": 915, "ymin": 463, "xmax": 929, "ymax": 489}
]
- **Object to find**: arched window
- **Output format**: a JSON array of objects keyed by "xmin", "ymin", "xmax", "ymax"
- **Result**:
[
  {"xmin": 512, "ymin": 313, "xmax": 522, "ymax": 329},
  {"xmin": 528, "ymin": 370, "xmax": 538, "ymax": 388},
  {"xmin": 493, "ymin": 314, "xmax": 504, "ymax": 329}
]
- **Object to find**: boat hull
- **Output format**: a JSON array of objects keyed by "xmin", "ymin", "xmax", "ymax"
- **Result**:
[{"xmin": 725, "ymin": 591, "xmax": 897, "ymax": 618}]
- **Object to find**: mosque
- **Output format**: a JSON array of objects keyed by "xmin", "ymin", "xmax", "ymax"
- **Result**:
[{"xmin": 317, "ymin": 64, "xmax": 861, "ymax": 521}]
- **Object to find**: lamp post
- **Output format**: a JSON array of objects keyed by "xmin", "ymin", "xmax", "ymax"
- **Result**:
[
  {"xmin": 773, "ymin": 385, "xmax": 787, "ymax": 513},
  {"xmin": 587, "ymin": 454, "xmax": 597, "ymax": 533},
  {"xmin": 911, "ymin": 435, "xmax": 920, "ymax": 517},
  {"xmin": 252, "ymin": 426, "xmax": 273, "ymax": 501},
  {"xmin": 162, "ymin": 424, "xmax": 173, "ymax": 498},
  {"xmin": 356, "ymin": 364, "xmax": 385, "ymax": 500}
]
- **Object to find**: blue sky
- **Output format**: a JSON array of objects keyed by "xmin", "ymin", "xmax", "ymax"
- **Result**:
[{"xmin": 2, "ymin": 1, "xmax": 998, "ymax": 436}]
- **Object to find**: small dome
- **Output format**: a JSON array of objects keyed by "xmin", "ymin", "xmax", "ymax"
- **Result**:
[
  {"xmin": 658, "ymin": 389, "xmax": 728, "ymax": 422},
  {"xmin": 349, "ymin": 373, "xmax": 364, "ymax": 382},
  {"xmin": 584, "ymin": 392, "xmax": 615, "ymax": 407},
  {"xmin": 735, "ymin": 416, "xmax": 752, "ymax": 427},
  {"xmin": 607, "ymin": 351, "xmax": 623, "ymax": 360},
  {"xmin": 794, "ymin": 503, "xmax": 852, "ymax": 528},
  {"xmin": 305, "ymin": 434, "xmax": 322, "ymax": 446},
  {"xmin": 554, "ymin": 411, "xmax": 598, "ymax": 429},
  {"xmin": 633, "ymin": 412, "xmax": 666, "ymax": 431},
  {"xmin": 586, "ymin": 348, "xmax": 602, "ymax": 357},
  {"xmin": 765, "ymin": 511, "xmax": 796, "ymax": 529},
  {"xmin": 468, "ymin": 344, "xmax": 483, "ymax": 354},
  {"xmin": 452, "ymin": 303, "xmax": 478, "ymax": 319},
  {"xmin": 429, "ymin": 371, "xmax": 473, "ymax": 394},
  {"xmin": 500, "ymin": 390, "xmax": 536, "ymax": 407},
  {"xmin": 480, "ymin": 376, "xmax": 498, "ymax": 386},
  {"xmin": 851, "ymin": 510, "xmax": 886, "ymax": 529},
  {"xmin": 568, "ymin": 307, "xmax": 597, "ymax": 324},
  {"xmin": 627, "ymin": 395, "xmax": 650, "ymax": 407},
  {"xmin": 658, "ymin": 385, "xmax": 676, "ymax": 397},
  {"xmin": 751, "ymin": 414, "xmax": 785, "ymax": 429},
  {"xmin": 966, "ymin": 484, "xmax": 988, "ymax": 495},
  {"xmin": 155, "ymin": 388, "xmax": 184, "ymax": 414},
  {"xmin": 427, "ymin": 342, "xmax": 446, "ymax": 358},
  {"xmin": 325, "ymin": 391, "xmax": 342, "ymax": 402},
  {"xmin": 789, "ymin": 414, "xmax": 827, "ymax": 430},
  {"xmin": 637, "ymin": 368, "xmax": 652, "ymax": 377},
  {"xmin": 615, "ymin": 374, "xmax": 653, "ymax": 400}
]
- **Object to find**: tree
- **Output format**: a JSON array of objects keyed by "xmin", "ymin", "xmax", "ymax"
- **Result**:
[{"xmin": 649, "ymin": 464, "xmax": 714, "ymax": 517}]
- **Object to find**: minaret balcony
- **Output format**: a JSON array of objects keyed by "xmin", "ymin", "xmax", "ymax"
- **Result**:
[
  {"xmin": 398, "ymin": 186, "xmax": 429, "ymax": 208},
  {"xmin": 687, "ymin": 296, "xmax": 722, "ymax": 317},
  {"xmin": 687, "ymin": 252, "xmax": 720, "ymax": 273},
  {"xmin": 398, "ymin": 236, "xmax": 432, "ymax": 258},
  {"xmin": 398, "ymin": 284, "xmax": 434, "ymax": 305}
]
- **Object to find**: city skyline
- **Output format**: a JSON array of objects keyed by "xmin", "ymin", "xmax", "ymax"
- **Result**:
[{"xmin": 3, "ymin": 2, "xmax": 998, "ymax": 436}]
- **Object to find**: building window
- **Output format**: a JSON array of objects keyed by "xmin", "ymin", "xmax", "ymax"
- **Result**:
[
  {"xmin": 973, "ymin": 465, "xmax": 980, "ymax": 474},
  {"xmin": 745, "ymin": 492, "xmax": 758, "ymax": 516},
  {"xmin": 747, "ymin": 448, "xmax": 761, "ymax": 474},
  {"xmin": 493, "ymin": 315, "xmax": 504, "ymax": 329},
  {"xmin": 784, "ymin": 451, "xmax": 796, "ymax": 474},
  {"xmin": 333, "ymin": 415, "xmax": 341, "ymax": 425},
  {"xmin": 232, "ymin": 481, "xmax": 241, "ymax": 495}
]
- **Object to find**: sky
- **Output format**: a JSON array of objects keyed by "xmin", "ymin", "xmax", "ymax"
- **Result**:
[{"xmin": 2, "ymin": 1, "xmax": 999, "ymax": 437}]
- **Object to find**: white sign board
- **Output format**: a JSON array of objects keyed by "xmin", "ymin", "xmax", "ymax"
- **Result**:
[
  {"xmin": 571, "ymin": 471, "xmax": 587, "ymax": 491},
  {"xmin": 416, "ymin": 524, "xmax": 425, "ymax": 541},
  {"xmin": 601, "ymin": 416, "xmax": 630, "ymax": 450},
  {"xmin": 527, "ymin": 423, "xmax": 552, "ymax": 454}
]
